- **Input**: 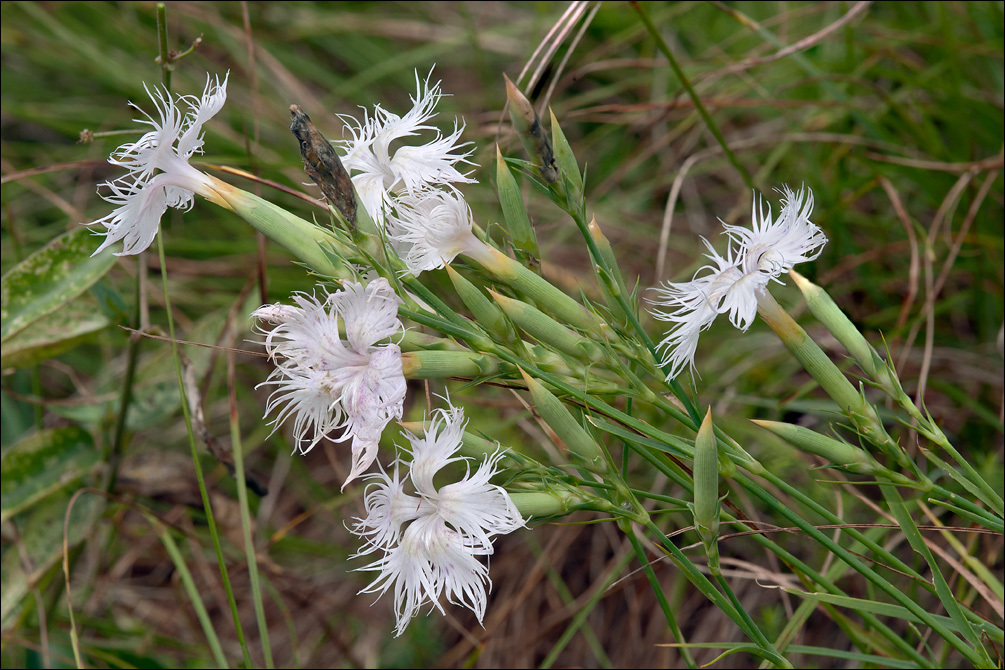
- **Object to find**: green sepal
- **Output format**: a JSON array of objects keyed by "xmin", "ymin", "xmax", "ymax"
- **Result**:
[
  {"xmin": 549, "ymin": 108, "xmax": 584, "ymax": 203},
  {"xmin": 445, "ymin": 265, "xmax": 515, "ymax": 344},
  {"xmin": 495, "ymin": 145, "xmax": 540, "ymax": 268}
]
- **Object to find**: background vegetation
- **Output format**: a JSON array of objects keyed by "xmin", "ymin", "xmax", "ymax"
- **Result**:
[{"xmin": 2, "ymin": 1, "xmax": 1002, "ymax": 667}]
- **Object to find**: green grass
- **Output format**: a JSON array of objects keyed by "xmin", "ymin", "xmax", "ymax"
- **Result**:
[{"xmin": 2, "ymin": 2, "xmax": 1002, "ymax": 667}]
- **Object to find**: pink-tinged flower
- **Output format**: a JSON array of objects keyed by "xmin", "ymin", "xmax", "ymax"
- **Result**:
[
  {"xmin": 350, "ymin": 402, "xmax": 525, "ymax": 636},
  {"xmin": 253, "ymin": 278, "xmax": 406, "ymax": 487},
  {"xmin": 648, "ymin": 186, "xmax": 826, "ymax": 380},
  {"xmin": 86, "ymin": 73, "xmax": 229, "ymax": 256},
  {"xmin": 337, "ymin": 69, "xmax": 476, "ymax": 227}
]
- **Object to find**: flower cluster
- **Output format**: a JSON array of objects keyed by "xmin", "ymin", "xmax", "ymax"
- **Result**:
[
  {"xmin": 336, "ymin": 69, "xmax": 486, "ymax": 276},
  {"xmin": 648, "ymin": 186, "xmax": 827, "ymax": 379},
  {"xmin": 87, "ymin": 74, "xmax": 229, "ymax": 256},
  {"xmin": 253, "ymin": 278, "xmax": 407, "ymax": 487},
  {"xmin": 350, "ymin": 403, "xmax": 525, "ymax": 636}
]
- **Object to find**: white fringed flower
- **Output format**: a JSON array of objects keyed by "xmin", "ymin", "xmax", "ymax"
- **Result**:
[
  {"xmin": 351, "ymin": 403, "xmax": 525, "ymax": 636},
  {"xmin": 253, "ymin": 278, "xmax": 406, "ymax": 487},
  {"xmin": 386, "ymin": 189, "xmax": 485, "ymax": 275},
  {"xmin": 337, "ymin": 69, "xmax": 476, "ymax": 227},
  {"xmin": 87, "ymin": 73, "xmax": 229, "ymax": 256},
  {"xmin": 648, "ymin": 186, "xmax": 827, "ymax": 380}
]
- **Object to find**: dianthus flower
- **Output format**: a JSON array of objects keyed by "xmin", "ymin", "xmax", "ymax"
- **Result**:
[
  {"xmin": 86, "ymin": 73, "xmax": 229, "ymax": 256},
  {"xmin": 350, "ymin": 403, "xmax": 525, "ymax": 635},
  {"xmin": 253, "ymin": 278, "xmax": 406, "ymax": 487},
  {"xmin": 648, "ymin": 186, "xmax": 827, "ymax": 379},
  {"xmin": 337, "ymin": 69, "xmax": 476, "ymax": 227},
  {"xmin": 385, "ymin": 188, "xmax": 485, "ymax": 275}
]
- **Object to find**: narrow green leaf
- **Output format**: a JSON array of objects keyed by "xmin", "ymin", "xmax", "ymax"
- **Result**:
[
  {"xmin": 783, "ymin": 588, "xmax": 1004, "ymax": 645},
  {"xmin": 665, "ymin": 642, "xmax": 918, "ymax": 669},
  {"xmin": 1, "ymin": 227, "xmax": 116, "ymax": 343},
  {"xmin": 519, "ymin": 369, "xmax": 606, "ymax": 472},
  {"xmin": 882, "ymin": 487, "xmax": 989, "ymax": 659},
  {"xmin": 143, "ymin": 511, "xmax": 229, "ymax": 668},
  {"xmin": 549, "ymin": 108, "xmax": 583, "ymax": 197}
]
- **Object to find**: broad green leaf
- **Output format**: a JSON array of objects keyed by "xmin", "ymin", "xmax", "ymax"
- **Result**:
[
  {"xmin": 1, "ymin": 491, "xmax": 102, "ymax": 630},
  {"xmin": 0, "ymin": 295, "xmax": 111, "ymax": 369},
  {"xmin": 0, "ymin": 226, "xmax": 116, "ymax": 343},
  {"xmin": 46, "ymin": 293, "xmax": 259, "ymax": 432},
  {"xmin": 0, "ymin": 426, "xmax": 100, "ymax": 522}
]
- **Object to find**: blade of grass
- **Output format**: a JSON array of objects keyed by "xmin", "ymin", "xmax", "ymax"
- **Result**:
[
  {"xmin": 141, "ymin": 508, "xmax": 229, "ymax": 668},
  {"xmin": 744, "ymin": 471, "xmax": 993, "ymax": 667},
  {"xmin": 539, "ymin": 546, "xmax": 633, "ymax": 669},
  {"xmin": 155, "ymin": 233, "xmax": 249, "ymax": 665},
  {"xmin": 630, "ymin": 1, "xmax": 754, "ymax": 189},
  {"xmin": 880, "ymin": 485, "xmax": 991, "ymax": 661},
  {"xmin": 227, "ymin": 325, "xmax": 274, "ymax": 668},
  {"xmin": 624, "ymin": 523, "xmax": 698, "ymax": 669},
  {"xmin": 780, "ymin": 589, "xmax": 1003, "ymax": 646}
]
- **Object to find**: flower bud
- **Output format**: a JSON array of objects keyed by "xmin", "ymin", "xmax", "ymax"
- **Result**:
[
  {"xmin": 692, "ymin": 408, "xmax": 721, "ymax": 574},
  {"xmin": 754, "ymin": 291, "xmax": 910, "ymax": 469},
  {"xmin": 504, "ymin": 74, "xmax": 558, "ymax": 183},
  {"xmin": 400, "ymin": 350, "xmax": 501, "ymax": 379},
  {"xmin": 519, "ymin": 369, "xmax": 607, "ymax": 473},
  {"xmin": 550, "ymin": 108, "xmax": 584, "ymax": 203},
  {"xmin": 445, "ymin": 265, "xmax": 515, "ymax": 343},
  {"xmin": 752, "ymin": 419, "xmax": 914, "ymax": 485},
  {"xmin": 790, "ymin": 270, "xmax": 900, "ymax": 395},
  {"xmin": 490, "ymin": 290, "xmax": 603, "ymax": 362},
  {"xmin": 588, "ymin": 217, "xmax": 633, "ymax": 324},
  {"xmin": 510, "ymin": 490, "xmax": 587, "ymax": 517},
  {"xmin": 470, "ymin": 242, "xmax": 607, "ymax": 336}
]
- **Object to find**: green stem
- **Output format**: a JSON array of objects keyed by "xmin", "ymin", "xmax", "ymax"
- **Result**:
[
  {"xmin": 156, "ymin": 3, "xmax": 170, "ymax": 89},
  {"xmin": 105, "ymin": 275, "xmax": 142, "ymax": 495},
  {"xmin": 155, "ymin": 235, "xmax": 248, "ymax": 665},
  {"xmin": 228, "ymin": 350, "xmax": 273, "ymax": 667},
  {"xmin": 625, "ymin": 439, "xmax": 930, "ymax": 665},
  {"xmin": 630, "ymin": 1, "xmax": 753, "ymax": 189},
  {"xmin": 570, "ymin": 206, "xmax": 700, "ymax": 424},
  {"xmin": 625, "ymin": 523, "xmax": 698, "ymax": 669},
  {"xmin": 538, "ymin": 548, "xmax": 633, "ymax": 669},
  {"xmin": 642, "ymin": 518, "xmax": 790, "ymax": 667},
  {"xmin": 143, "ymin": 510, "xmax": 228, "ymax": 667},
  {"xmin": 714, "ymin": 572, "xmax": 792, "ymax": 668},
  {"xmin": 892, "ymin": 386, "xmax": 1002, "ymax": 515},
  {"xmin": 880, "ymin": 485, "xmax": 989, "ymax": 660}
]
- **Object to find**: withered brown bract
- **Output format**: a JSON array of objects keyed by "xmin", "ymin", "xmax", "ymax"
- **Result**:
[{"xmin": 289, "ymin": 104, "xmax": 357, "ymax": 227}]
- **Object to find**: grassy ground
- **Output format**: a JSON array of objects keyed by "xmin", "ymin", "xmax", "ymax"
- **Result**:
[{"xmin": 2, "ymin": 1, "xmax": 1002, "ymax": 667}]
